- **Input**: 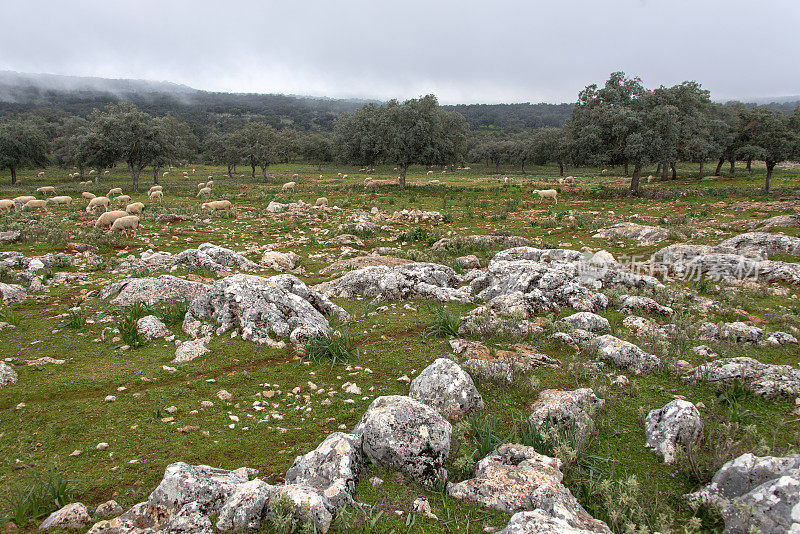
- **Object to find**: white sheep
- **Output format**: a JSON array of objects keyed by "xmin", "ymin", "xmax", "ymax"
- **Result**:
[
  {"xmin": 292, "ymin": 173, "xmax": 299, "ymax": 179},
  {"xmin": 315, "ymin": 197, "xmax": 328, "ymax": 207},
  {"xmin": 110, "ymin": 215, "xmax": 140, "ymax": 234},
  {"xmin": 115, "ymin": 195, "xmax": 131, "ymax": 206},
  {"xmin": 103, "ymin": 170, "xmax": 109, "ymax": 175},
  {"xmin": 125, "ymin": 202, "xmax": 145, "ymax": 215},
  {"xmin": 37, "ymin": 171, "xmax": 45, "ymax": 177},
  {"xmin": 427, "ymin": 170, "xmax": 434, "ymax": 175},
  {"xmin": 533, "ymin": 189, "xmax": 558, "ymax": 203},
  {"xmin": 197, "ymin": 187, "xmax": 212, "ymax": 198},
  {"xmin": 0, "ymin": 199, "xmax": 15, "ymax": 213},
  {"xmin": 149, "ymin": 190, "xmax": 164, "ymax": 202},
  {"xmin": 24, "ymin": 199, "xmax": 48, "ymax": 211},
  {"xmin": 282, "ymin": 182, "xmax": 296, "ymax": 192},
  {"xmin": 36, "ymin": 186, "xmax": 55, "ymax": 196},
  {"xmin": 197, "ymin": 182, "xmax": 206, "ymax": 190},
  {"xmin": 88, "ymin": 169, "xmax": 96, "ymax": 175},
  {"xmin": 342, "ymin": 174, "xmax": 348, "ymax": 179},
  {"xmin": 47, "ymin": 195, "xmax": 73, "ymax": 206},
  {"xmin": 13, "ymin": 196, "xmax": 35, "ymax": 205},
  {"xmin": 201, "ymin": 200, "xmax": 232, "ymax": 217},
  {"xmin": 94, "ymin": 210, "xmax": 127, "ymax": 228},
  {"xmin": 82, "ymin": 192, "xmax": 96, "ymax": 201},
  {"xmin": 206, "ymin": 180, "xmax": 213, "ymax": 188},
  {"xmin": 86, "ymin": 196, "xmax": 111, "ymax": 212},
  {"xmin": 148, "ymin": 185, "xmax": 162, "ymax": 195},
  {"xmin": 108, "ymin": 187, "xmax": 122, "ymax": 197},
  {"xmin": 162, "ymin": 171, "xmax": 169, "ymax": 177}
]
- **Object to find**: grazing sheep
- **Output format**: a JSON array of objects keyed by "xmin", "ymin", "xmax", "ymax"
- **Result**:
[
  {"xmin": 319, "ymin": 174, "xmax": 323, "ymax": 179},
  {"xmin": 197, "ymin": 187, "xmax": 212, "ymax": 198},
  {"xmin": 110, "ymin": 215, "xmax": 140, "ymax": 234},
  {"xmin": 601, "ymin": 169, "xmax": 608, "ymax": 174},
  {"xmin": 282, "ymin": 181, "xmax": 296, "ymax": 192},
  {"xmin": 24, "ymin": 199, "xmax": 48, "ymax": 211},
  {"xmin": 315, "ymin": 197, "xmax": 328, "ymax": 207},
  {"xmin": 162, "ymin": 171, "xmax": 169, "ymax": 177},
  {"xmin": 36, "ymin": 186, "xmax": 55, "ymax": 196},
  {"xmin": 201, "ymin": 200, "xmax": 232, "ymax": 216},
  {"xmin": 94, "ymin": 210, "xmax": 128, "ymax": 228},
  {"xmin": 558, "ymin": 176, "xmax": 577, "ymax": 185},
  {"xmin": 292, "ymin": 173, "xmax": 299, "ymax": 179},
  {"xmin": 125, "ymin": 202, "xmax": 144, "ymax": 215},
  {"xmin": 82, "ymin": 192, "xmax": 96, "ymax": 201},
  {"xmin": 86, "ymin": 196, "xmax": 111, "ymax": 212},
  {"xmin": 88, "ymin": 170, "xmax": 96, "ymax": 175},
  {"xmin": 115, "ymin": 194, "xmax": 131, "ymax": 206},
  {"xmin": 197, "ymin": 182, "xmax": 206, "ymax": 190},
  {"xmin": 206, "ymin": 180, "xmax": 213, "ymax": 188},
  {"xmin": 533, "ymin": 189, "xmax": 558, "ymax": 203},
  {"xmin": 647, "ymin": 175, "xmax": 654, "ymax": 183},
  {"xmin": 108, "ymin": 187, "xmax": 122, "ymax": 197},
  {"xmin": 149, "ymin": 190, "xmax": 164, "ymax": 202},
  {"xmin": 47, "ymin": 195, "xmax": 73, "ymax": 206},
  {"xmin": 342, "ymin": 174, "xmax": 348, "ymax": 179},
  {"xmin": 0, "ymin": 199, "xmax": 15, "ymax": 213},
  {"xmin": 427, "ymin": 170, "xmax": 434, "ymax": 175},
  {"xmin": 37, "ymin": 171, "xmax": 45, "ymax": 177},
  {"xmin": 13, "ymin": 196, "xmax": 36, "ymax": 205},
  {"xmin": 428, "ymin": 180, "xmax": 441, "ymax": 185},
  {"xmin": 103, "ymin": 170, "xmax": 109, "ymax": 175},
  {"xmin": 148, "ymin": 185, "xmax": 162, "ymax": 195},
  {"xmin": 337, "ymin": 172, "xmax": 342, "ymax": 177}
]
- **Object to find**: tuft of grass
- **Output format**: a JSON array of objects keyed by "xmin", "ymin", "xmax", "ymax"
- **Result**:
[
  {"xmin": 303, "ymin": 331, "xmax": 358, "ymax": 365},
  {"xmin": 156, "ymin": 301, "xmax": 189, "ymax": 326},
  {"xmin": 2, "ymin": 465, "xmax": 74, "ymax": 526},
  {"xmin": 115, "ymin": 308, "xmax": 145, "ymax": 349},
  {"xmin": 64, "ymin": 308, "xmax": 86, "ymax": 330},
  {"xmin": 467, "ymin": 413, "xmax": 505, "ymax": 459},
  {"xmin": 424, "ymin": 306, "xmax": 461, "ymax": 338},
  {"xmin": 0, "ymin": 307, "xmax": 20, "ymax": 326}
]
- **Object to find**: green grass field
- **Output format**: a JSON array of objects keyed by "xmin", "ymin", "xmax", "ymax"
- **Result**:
[{"xmin": 0, "ymin": 161, "xmax": 799, "ymax": 533}]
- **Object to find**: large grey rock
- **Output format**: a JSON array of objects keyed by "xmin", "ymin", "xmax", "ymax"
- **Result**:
[
  {"xmin": 409, "ymin": 358, "xmax": 485, "ymax": 418},
  {"xmin": 499, "ymin": 510, "xmax": 610, "ymax": 534},
  {"xmin": 644, "ymin": 400, "xmax": 703, "ymax": 464},
  {"xmin": 686, "ymin": 453, "xmax": 800, "ymax": 534},
  {"xmin": 173, "ymin": 243, "xmax": 257, "ymax": 273},
  {"xmin": 318, "ymin": 255, "xmax": 411, "ymax": 275},
  {"xmin": 148, "ymin": 462, "xmax": 249, "ymax": 514},
  {"xmin": 0, "ymin": 230, "xmax": 21, "ymax": 243},
  {"xmin": 562, "ymin": 312, "xmax": 610, "ymax": 333},
  {"xmin": 719, "ymin": 231, "xmax": 800, "ymax": 258},
  {"xmin": 0, "ymin": 361, "xmax": 17, "ymax": 388},
  {"xmin": 101, "ymin": 275, "xmax": 207, "ymax": 307},
  {"xmin": 166, "ymin": 502, "xmax": 214, "ymax": 534},
  {"xmin": 448, "ymin": 444, "xmax": 611, "ymax": 533},
  {"xmin": 618, "ymin": 295, "xmax": 673, "ymax": 316},
  {"xmin": 173, "ymin": 338, "xmax": 210, "ymax": 364},
  {"xmin": 137, "ymin": 315, "xmax": 170, "ymax": 340},
  {"xmin": 683, "ymin": 357, "xmax": 800, "ymax": 398},
  {"xmin": 593, "ymin": 222, "xmax": 670, "ymax": 245},
  {"xmin": 759, "ymin": 214, "xmax": 800, "ymax": 229},
  {"xmin": 184, "ymin": 274, "xmax": 349, "ymax": 345},
  {"xmin": 216, "ymin": 479, "xmax": 276, "ymax": 532},
  {"xmin": 274, "ymin": 484, "xmax": 338, "ymax": 534},
  {"xmin": 592, "ymin": 335, "xmax": 661, "ymax": 374},
  {"xmin": 0, "ymin": 282, "xmax": 26, "ymax": 302},
  {"xmin": 432, "ymin": 234, "xmax": 530, "ymax": 251},
  {"xmin": 116, "ymin": 250, "xmax": 175, "ymax": 274},
  {"xmin": 39, "ymin": 502, "xmax": 92, "ymax": 530},
  {"xmin": 352, "ymin": 395, "xmax": 451, "ymax": 487},
  {"xmin": 529, "ymin": 389, "xmax": 604, "ymax": 435},
  {"xmin": 314, "ymin": 262, "xmax": 471, "ymax": 303},
  {"xmin": 285, "ymin": 432, "xmax": 362, "ymax": 507}
]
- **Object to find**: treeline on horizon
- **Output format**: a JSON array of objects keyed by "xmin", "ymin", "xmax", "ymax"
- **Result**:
[{"xmin": 1, "ymin": 72, "xmax": 800, "ymax": 195}]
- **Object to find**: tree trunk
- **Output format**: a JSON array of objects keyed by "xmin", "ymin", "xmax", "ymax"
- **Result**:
[
  {"xmin": 747, "ymin": 158, "xmax": 752, "ymax": 173},
  {"xmin": 558, "ymin": 161, "xmax": 564, "ymax": 176},
  {"xmin": 79, "ymin": 166, "xmax": 84, "ymax": 179},
  {"xmin": 494, "ymin": 160, "xmax": 499, "ymax": 173},
  {"xmin": 624, "ymin": 161, "xmax": 629, "ymax": 176},
  {"xmin": 661, "ymin": 161, "xmax": 668, "ymax": 181},
  {"xmin": 129, "ymin": 164, "xmax": 140, "ymax": 192},
  {"xmin": 399, "ymin": 165, "xmax": 407, "ymax": 190},
  {"xmin": 261, "ymin": 164, "xmax": 270, "ymax": 180},
  {"xmin": 317, "ymin": 162, "xmax": 322, "ymax": 172},
  {"xmin": 629, "ymin": 162, "xmax": 641, "ymax": 194},
  {"xmin": 714, "ymin": 157, "xmax": 724, "ymax": 176},
  {"xmin": 250, "ymin": 163, "xmax": 255, "ymax": 179},
  {"xmin": 698, "ymin": 161, "xmax": 704, "ymax": 179},
  {"xmin": 521, "ymin": 160, "xmax": 525, "ymax": 174},
  {"xmin": 10, "ymin": 166, "xmax": 16, "ymax": 185},
  {"xmin": 729, "ymin": 159, "xmax": 735, "ymax": 176},
  {"xmin": 233, "ymin": 163, "xmax": 237, "ymax": 173},
  {"xmin": 153, "ymin": 165, "xmax": 160, "ymax": 185},
  {"xmin": 656, "ymin": 163, "xmax": 662, "ymax": 175},
  {"xmin": 670, "ymin": 162, "xmax": 677, "ymax": 180},
  {"xmin": 764, "ymin": 162, "xmax": 774, "ymax": 193}
]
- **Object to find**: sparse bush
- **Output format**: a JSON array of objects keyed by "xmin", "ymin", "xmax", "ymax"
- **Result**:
[
  {"xmin": 157, "ymin": 301, "xmax": 189, "ymax": 326},
  {"xmin": 303, "ymin": 331, "xmax": 358, "ymax": 365},
  {"xmin": 424, "ymin": 306, "xmax": 461, "ymax": 338},
  {"xmin": 2, "ymin": 464, "xmax": 75, "ymax": 527}
]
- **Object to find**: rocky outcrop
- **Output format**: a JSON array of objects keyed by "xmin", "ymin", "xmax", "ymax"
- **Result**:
[
  {"xmin": 39, "ymin": 503, "xmax": 92, "ymax": 530},
  {"xmin": 592, "ymin": 335, "xmax": 661, "ymax": 374},
  {"xmin": 0, "ymin": 361, "xmax": 18, "ymax": 388},
  {"xmin": 685, "ymin": 453, "xmax": 800, "ymax": 534},
  {"xmin": 409, "ymin": 358, "xmax": 485, "ymax": 418},
  {"xmin": 101, "ymin": 275, "xmax": 207, "ymax": 307},
  {"xmin": 719, "ymin": 232, "xmax": 800, "ymax": 258},
  {"xmin": 318, "ymin": 255, "xmax": 411, "ymax": 275},
  {"xmin": 432, "ymin": 234, "xmax": 530, "ymax": 251},
  {"xmin": 260, "ymin": 251, "xmax": 299, "ymax": 272},
  {"xmin": 173, "ymin": 243, "xmax": 258, "ymax": 273},
  {"xmin": 462, "ymin": 359, "xmax": 515, "ymax": 385},
  {"xmin": 618, "ymin": 295, "xmax": 673, "ymax": 316},
  {"xmin": 352, "ymin": 396, "xmax": 451, "ymax": 487},
  {"xmin": 683, "ymin": 357, "xmax": 800, "ymax": 398},
  {"xmin": 0, "ymin": 282, "xmax": 26, "ymax": 303},
  {"xmin": 285, "ymin": 432, "xmax": 362, "ymax": 508},
  {"xmin": 314, "ymin": 263, "xmax": 471, "ymax": 303},
  {"xmin": 644, "ymin": 400, "xmax": 703, "ymax": 464},
  {"xmin": 184, "ymin": 274, "xmax": 349, "ymax": 345},
  {"xmin": 593, "ymin": 223, "xmax": 670, "ymax": 245},
  {"xmin": 698, "ymin": 321, "xmax": 797, "ymax": 346},
  {"xmin": 499, "ymin": 510, "xmax": 610, "ymax": 534},
  {"xmin": 529, "ymin": 389, "xmax": 604, "ymax": 435},
  {"xmin": 173, "ymin": 338, "xmax": 210, "ymax": 364},
  {"xmin": 759, "ymin": 214, "xmax": 800, "ymax": 229},
  {"xmin": 562, "ymin": 312, "xmax": 611, "ymax": 333},
  {"xmin": 448, "ymin": 444, "xmax": 611, "ymax": 533},
  {"xmin": 216, "ymin": 479, "xmax": 275, "ymax": 532}
]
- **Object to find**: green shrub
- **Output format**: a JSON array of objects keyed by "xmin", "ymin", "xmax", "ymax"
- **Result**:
[
  {"xmin": 424, "ymin": 306, "xmax": 461, "ymax": 338},
  {"xmin": 2, "ymin": 465, "xmax": 74, "ymax": 526},
  {"xmin": 157, "ymin": 301, "xmax": 189, "ymax": 326},
  {"xmin": 303, "ymin": 331, "xmax": 358, "ymax": 365}
]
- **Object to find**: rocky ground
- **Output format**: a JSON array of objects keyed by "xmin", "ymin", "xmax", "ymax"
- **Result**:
[{"xmin": 0, "ymin": 162, "xmax": 799, "ymax": 533}]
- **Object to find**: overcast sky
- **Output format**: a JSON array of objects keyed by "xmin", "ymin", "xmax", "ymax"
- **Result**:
[{"xmin": 2, "ymin": 0, "xmax": 798, "ymax": 104}]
